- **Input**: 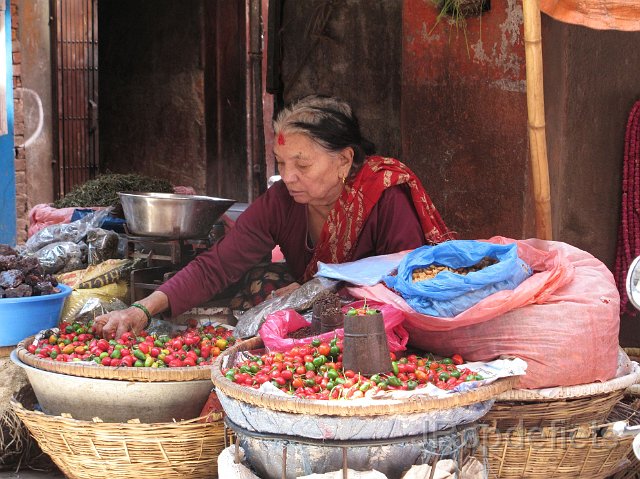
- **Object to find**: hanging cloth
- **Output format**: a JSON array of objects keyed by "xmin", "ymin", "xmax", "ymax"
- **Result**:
[{"xmin": 540, "ymin": 0, "xmax": 640, "ymax": 31}]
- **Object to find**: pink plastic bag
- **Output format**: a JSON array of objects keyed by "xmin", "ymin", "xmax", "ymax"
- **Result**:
[
  {"xmin": 348, "ymin": 237, "xmax": 620, "ymax": 389},
  {"xmin": 28, "ymin": 204, "xmax": 76, "ymax": 237},
  {"xmin": 28, "ymin": 204, "xmax": 108, "ymax": 238},
  {"xmin": 259, "ymin": 300, "xmax": 409, "ymax": 353}
]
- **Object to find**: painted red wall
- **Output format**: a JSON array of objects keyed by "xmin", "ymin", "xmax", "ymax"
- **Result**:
[{"xmin": 402, "ymin": 0, "xmax": 534, "ymax": 240}]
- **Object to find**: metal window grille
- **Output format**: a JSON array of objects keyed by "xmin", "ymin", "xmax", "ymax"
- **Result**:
[{"xmin": 52, "ymin": 0, "xmax": 99, "ymax": 198}]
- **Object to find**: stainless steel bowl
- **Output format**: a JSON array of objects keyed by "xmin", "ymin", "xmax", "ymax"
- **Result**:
[{"xmin": 119, "ymin": 191, "xmax": 236, "ymax": 239}]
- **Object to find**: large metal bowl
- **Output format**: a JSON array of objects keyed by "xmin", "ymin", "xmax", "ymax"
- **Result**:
[
  {"xmin": 11, "ymin": 350, "xmax": 213, "ymax": 422},
  {"xmin": 119, "ymin": 191, "xmax": 236, "ymax": 239}
]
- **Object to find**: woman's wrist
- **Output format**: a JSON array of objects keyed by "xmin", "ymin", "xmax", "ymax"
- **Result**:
[{"xmin": 129, "ymin": 303, "xmax": 152, "ymax": 330}]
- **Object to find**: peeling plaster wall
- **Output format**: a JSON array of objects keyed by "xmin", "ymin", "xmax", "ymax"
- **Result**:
[
  {"xmin": 17, "ymin": 0, "xmax": 52, "ymax": 210},
  {"xmin": 278, "ymin": 0, "xmax": 530, "ymax": 239},
  {"xmin": 402, "ymin": 0, "xmax": 532, "ymax": 240}
]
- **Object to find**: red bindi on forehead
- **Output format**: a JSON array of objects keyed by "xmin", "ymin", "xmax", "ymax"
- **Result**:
[{"xmin": 277, "ymin": 133, "xmax": 286, "ymax": 145}]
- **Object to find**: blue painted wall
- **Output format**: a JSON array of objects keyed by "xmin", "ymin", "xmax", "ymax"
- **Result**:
[{"xmin": 0, "ymin": 0, "xmax": 15, "ymax": 246}]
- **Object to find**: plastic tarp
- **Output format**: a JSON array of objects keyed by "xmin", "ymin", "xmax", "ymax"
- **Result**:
[{"xmin": 540, "ymin": 0, "xmax": 640, "ymax": 31}]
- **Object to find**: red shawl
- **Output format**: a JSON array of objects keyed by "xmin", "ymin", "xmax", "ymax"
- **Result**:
[{"xmin": 303, "ymin": 156, "xmax": 455, "ymax": 281}]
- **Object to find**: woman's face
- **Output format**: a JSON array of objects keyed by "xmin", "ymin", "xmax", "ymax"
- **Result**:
[{"xmin": 274, "ymin": 132, "xmax": 352, "ymax": 207}]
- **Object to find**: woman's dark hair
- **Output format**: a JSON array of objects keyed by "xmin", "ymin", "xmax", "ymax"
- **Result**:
[{"xmin": 273, "ymin": 95, "xmax": 376, "ymax": 175}]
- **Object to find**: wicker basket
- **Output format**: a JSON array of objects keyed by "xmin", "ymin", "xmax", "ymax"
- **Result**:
[
  {"xmin": 11, "ymin": 390, "xmax": 233, "ymax": 479},
  {"xmin": 484, "ymin": 364, "xmax": 640, "ymax": 429},
  {"xmin": 15, "ymin": 336, "xmax": 212, "ymax": 382},
  {"xmin": 485, "ymin": 392, "xmax": 625, "ymax": 429},
  {"xmin": 211, "ymin": 336, "xmax": 517, "ymax": 416},
  {"xmin": 610, "ymin": 464, "xmax": 640, "ymax": 479},
  {"xmin": 625, "ymin": 348, "xmax": 640, "ymax": 363},
  {"xmin": 608, "ymin": 383, "xmax": 640, "ymax": 479},
  {"xmin": 625, "ymin": 348, "xmax": 640, "ymax": 397},
  {"xmin": 481, "ymin": 402, "xmax": 639, "ymax": 479}
]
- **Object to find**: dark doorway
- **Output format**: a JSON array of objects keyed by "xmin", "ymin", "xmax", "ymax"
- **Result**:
[{"xmin": 98, "ymin": 0, "xmax": 255, "ymax": 203}]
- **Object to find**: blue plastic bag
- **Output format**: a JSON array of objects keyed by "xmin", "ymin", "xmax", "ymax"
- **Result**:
[
  {"xmin": 383, "ymin": 240, "xmax": 532, "ymax": 317},
  {"xmin": 315, "ymin": 251, "xmax": 408, "ymax": 286}
]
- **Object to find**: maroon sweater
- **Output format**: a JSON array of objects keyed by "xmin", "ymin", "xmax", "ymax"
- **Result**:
[{"xmin": 158, "ymin": 180, "xmax": 426, "ymax": 316}]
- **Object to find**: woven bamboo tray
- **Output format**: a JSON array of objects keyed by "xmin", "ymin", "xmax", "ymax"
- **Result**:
[
  {"xmin": 211, "ymin": 336, "xmax": 517, "ymax": 417},
  {"xmin": 15, "ymin": 336, "xmax": 212, "ymax": 382},
  {"xmin": 484, "ymin": 364, "xmax": 640, "ymax": 429},
  {"xmin": 481, "ymin": 402, "xmax": 639, "ymax": 479},
  {"xmin": 11, "ymin": 392, "xmax": 233, "ymax": 479}
]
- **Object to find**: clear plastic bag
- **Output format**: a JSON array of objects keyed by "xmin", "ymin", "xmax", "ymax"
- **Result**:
[
  {"xmin": 59, "ymin": 281, "xmax": 129, "ymax": 324},
  {"xmin": 234, "ymin": 277, "xmax": 340, "ymax": 339},
  {"xmin": 23, "ymin": 208, "xmax": 110, "ymax": 254},
  {"xmin": 69, "ymin": 296, "xmax": 128, "ymax": 325},
  {"xmin": 35, "ymin": 241, "xmax": 87, "ymax": 274},
  {"xmin": 86, "ymin": 228, "xmax": 120, "ymax": 265}
]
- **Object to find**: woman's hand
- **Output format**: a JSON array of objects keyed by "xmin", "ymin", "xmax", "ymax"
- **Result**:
[
  {"xmin": 93, "ymin": 291, "xmax": 169, "ymax": 339},
  {"xmin": 93, "ymin": 307, "xmax": 148, "ymax": 339}
]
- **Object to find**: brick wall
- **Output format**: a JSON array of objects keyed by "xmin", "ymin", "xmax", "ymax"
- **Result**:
[{"xmin": 10, "ymin": 0, "xmax": 27, "ymax": 244}]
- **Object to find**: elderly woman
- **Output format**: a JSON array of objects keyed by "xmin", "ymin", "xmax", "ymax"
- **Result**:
[{"xmin": 94, "ymin": 95, "xmax": 453, "ymax": 338}]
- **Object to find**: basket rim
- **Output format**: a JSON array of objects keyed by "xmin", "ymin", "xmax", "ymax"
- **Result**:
[
  {"xmin": 211, "ymin": 336, "xmax": 517, "ymax": 416},
  {"xmin": 624, "ymin": 346, "xmax": 640, "ymax": 358},
  {"xmin": 494, "ymin": 362, "xmax": 640, "ymax": 402},
  {"xmin": 482, "ymin": 402, "xmax": 640, "ymax": 438},
  {"xmin": 10, "ymin": 395, "xmax": 225, "ymax": 427},
  {"xmin": 15, "ymin": 336, "xmax": 213, "ymax": 382}
]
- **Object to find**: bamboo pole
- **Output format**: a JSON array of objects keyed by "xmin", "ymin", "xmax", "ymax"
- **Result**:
[{"xmin": 523, "ymin": 0, "xmax": 553, "ymax": 240}]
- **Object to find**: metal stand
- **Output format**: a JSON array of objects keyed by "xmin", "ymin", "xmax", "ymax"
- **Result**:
[
  {"xmin": 124, "ymin": 233, "xmax": 212, "ymax": 303},
  {"xmin": 223, "ymin": 417, "xmax": 480, "ymax": 479}
]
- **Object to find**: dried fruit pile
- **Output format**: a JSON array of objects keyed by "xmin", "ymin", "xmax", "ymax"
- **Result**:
[
  {"xmin": 224, "ymin": 337, "xmax": 483, "ymax": 400},
  {"xmin": 27, "ymin": 321, "xmax": 236, "ymax": 367},
  {"xmin": 412, "ymin": 256, "xmax": 499, "ymax": 282}
]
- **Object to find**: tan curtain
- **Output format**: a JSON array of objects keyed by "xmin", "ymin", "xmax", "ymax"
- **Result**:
[{"xmin": 540, "ymin": 0, "xmax": 640, "ymax": 31}]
